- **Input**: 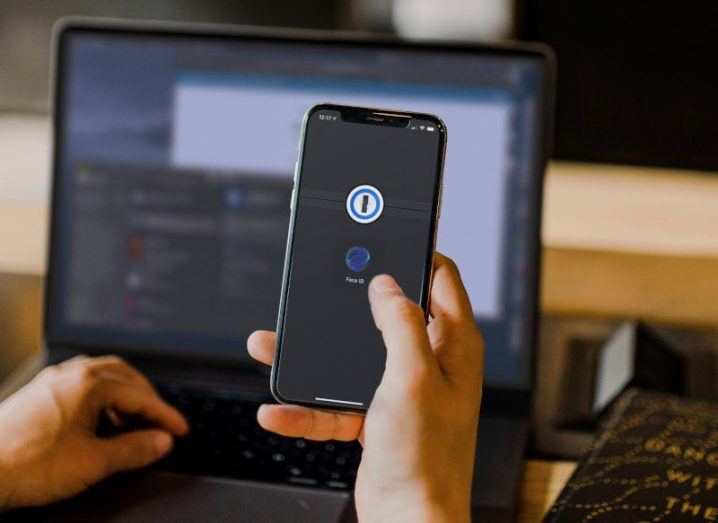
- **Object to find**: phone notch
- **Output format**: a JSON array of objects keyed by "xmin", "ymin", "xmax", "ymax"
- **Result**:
[{"xmin": 339, "ymin": 108, "xmax": 412, "ymax": 128}]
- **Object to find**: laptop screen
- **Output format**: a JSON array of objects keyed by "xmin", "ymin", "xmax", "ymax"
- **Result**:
[{"xmin": 48, "ymin": 25, "xmax": 549, "ymax": 390}]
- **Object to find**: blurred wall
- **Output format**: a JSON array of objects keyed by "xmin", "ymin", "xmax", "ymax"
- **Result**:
[
  {"xmin": 0, "ymin": 0, "xmax": 343, "ymax": 112},
  {"xmin": 0, "ymin": 0, "xmax": 518, "ymax": 112}
]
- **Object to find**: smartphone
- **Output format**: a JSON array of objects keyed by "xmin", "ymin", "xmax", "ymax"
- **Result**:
[{"xmin": 271, "ymin": 103, "xmax": 446, "ymax": 412}]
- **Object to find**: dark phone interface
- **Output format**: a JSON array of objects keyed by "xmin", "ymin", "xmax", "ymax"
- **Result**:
[{"xmin": 276, "ymin": 109, "xmax": 442, "ymax": 408}]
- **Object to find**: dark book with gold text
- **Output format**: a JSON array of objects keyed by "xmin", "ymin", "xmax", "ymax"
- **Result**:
[{"xmin": 544, "ymin": 389, "xmax": 718, "ymax": 523}]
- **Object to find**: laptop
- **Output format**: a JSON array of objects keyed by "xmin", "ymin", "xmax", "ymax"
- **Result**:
[{"xmin": 12, "ymin": 18, "xmax": 552, "ymax": 522}]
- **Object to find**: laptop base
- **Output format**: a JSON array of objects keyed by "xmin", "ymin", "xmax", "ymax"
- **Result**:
[{"xmin": 8, "ymin": 472, "xmax": 356, "ymax": 523}]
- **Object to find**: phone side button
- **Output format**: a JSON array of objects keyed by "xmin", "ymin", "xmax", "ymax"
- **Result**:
[
  {"xmin": 289, "ymin": 187, "xmax": 296, "ymax": 210},
  {"xmin": 437, "ymin": 184, "xmax": 443, "ymax": 218}
]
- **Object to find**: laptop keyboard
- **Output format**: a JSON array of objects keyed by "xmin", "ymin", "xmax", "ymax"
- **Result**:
[{"xmin": 153, "ymin": 384, "xmax": 362, "ymax": 490}]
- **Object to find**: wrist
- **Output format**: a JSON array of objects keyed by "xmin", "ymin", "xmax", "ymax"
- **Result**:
[
  {"xmin": 415, "ymin": 486, "xmax": 470, "ymax": 523},
  {"xmin": 0, "ymin": 452, "xmax": 17, "ymax": 512},
  {"xmin": 359, "ymin": 481, "xmax": 470, "ymax": 523}
]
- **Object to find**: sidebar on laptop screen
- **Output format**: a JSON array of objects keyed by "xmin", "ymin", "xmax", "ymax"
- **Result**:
[{"xmin": 49, "ymin": 30, "xmax": 546, "ymax": 390}]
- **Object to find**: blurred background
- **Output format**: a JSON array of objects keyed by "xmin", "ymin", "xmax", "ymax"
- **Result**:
[
  {"xmin": 3, "ymin": 0, "xmax": 718, "ymax": 170},
  {"xmin": 1, "ymin": 0, "xmax": 718, "ymax": 459}
]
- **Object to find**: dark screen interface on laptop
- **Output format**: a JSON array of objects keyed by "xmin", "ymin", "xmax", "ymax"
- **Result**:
[{"xmin": 50, "ymin": 30, "xmax": 544, "ymax": 389}]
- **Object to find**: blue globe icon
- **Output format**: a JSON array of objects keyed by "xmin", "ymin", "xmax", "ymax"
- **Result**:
[{"xmin": 345, "ymin": 246, "xmax": 371, "ymax": 273}]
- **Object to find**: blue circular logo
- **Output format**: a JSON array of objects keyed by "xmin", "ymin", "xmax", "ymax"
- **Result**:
[
  {"xmin": 346, "ymin": 185, "xmax": 384, "ymax": 224},
  {"xmin": 345, "ymin": 246, "xmax": 371, "ymax": 273}
]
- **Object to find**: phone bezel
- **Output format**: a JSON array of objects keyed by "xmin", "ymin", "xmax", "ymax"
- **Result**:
[{"xmin": 270, "ymin": 103, "xmax": 447, "ymax": 413}]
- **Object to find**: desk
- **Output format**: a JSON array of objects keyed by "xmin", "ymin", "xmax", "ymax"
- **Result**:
[{"xmin": 516, "ymin": 460, "xmax": 576, "ymax": 522}]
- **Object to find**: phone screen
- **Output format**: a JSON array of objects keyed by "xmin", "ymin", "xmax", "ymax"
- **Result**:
[{"xmin": 274, "ymin": 106, "xmax": 445, "ymax": 409}]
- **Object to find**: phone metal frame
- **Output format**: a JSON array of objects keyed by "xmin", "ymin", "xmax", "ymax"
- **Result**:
[{"xmin": 270, "ymin": 103, "xmax": 447, "ymax": 413}]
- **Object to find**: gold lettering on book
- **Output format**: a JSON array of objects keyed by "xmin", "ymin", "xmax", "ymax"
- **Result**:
[
  {"xmin": 666, "ymin": 497, "xmax": 718, "ymax": 520},
  {"xmin": 666, "ymin": 469, "xmax": 718, "ymax": 490},
  {"xmin": 645, "ymin": 439, "xmax": 718, "ymax": 467},
  {"xmin": 547, "ymin": 392, "xmax": 718, "ymax": 521}
]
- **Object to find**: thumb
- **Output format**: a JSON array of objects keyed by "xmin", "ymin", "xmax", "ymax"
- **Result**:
[
  {"xmin": 99, "ymin": 429, "xmax": 174, "ymax": 475},
  {"xmin": 368, "ymin": 274, "xmax": 436, "ymax": 375}
]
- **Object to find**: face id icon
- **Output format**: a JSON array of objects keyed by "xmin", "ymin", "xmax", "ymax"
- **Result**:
[
  {"xmin": 345, "ymin": 246, "xmax": 371, "ymax": 272},
  {"xmin": 346, "ymin": 184, "xmax": 384, "ymax": 224}
]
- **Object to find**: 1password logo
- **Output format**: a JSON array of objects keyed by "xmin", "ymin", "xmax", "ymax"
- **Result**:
[{"xmin": 346, "ymin": 185, "xmax": 384, "ymax": 224}]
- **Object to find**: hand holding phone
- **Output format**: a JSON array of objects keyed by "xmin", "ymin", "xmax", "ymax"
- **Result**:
[
  {"xmin": 272, "ymin": 104, "xmax": 446, "ymax": 411},
  {"xmin": 249, "ymin": 253, "xmax": 484, "ymax": 522}
]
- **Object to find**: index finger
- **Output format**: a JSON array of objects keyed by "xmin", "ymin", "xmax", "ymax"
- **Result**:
[
  {"xmin": 429, "ymin": 252, "xmax": 475, "ymax": 322},
  {"xmin": 257, "ymin": 404, "xmax": 364, "ymax": 443},
  {"xmin": 426, "ymin": 253, "xmax": 484, "ymax": 380},
  {"xmin": 99, "ymin": 380, "xmax": 189, "ymax": 436},
  {"xmin": 247, "ymin": 330, "xmax": 276, "ymax": 366},
  {"xmin": 84, "ymin": 355, "xmax": 156, "ymax": 392}
]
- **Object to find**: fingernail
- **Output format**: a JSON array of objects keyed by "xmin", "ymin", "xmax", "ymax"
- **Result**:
[
  {"xmin": 370, "ymin": 274, "xmax": 403, "ymax": 295},
  {"xmin": 256, "ymin": 404, "xmax": 271, "ymax": 429},
  {"xmin": 153, "ymin": 432, "xmax": 173, "ymax": 455}
]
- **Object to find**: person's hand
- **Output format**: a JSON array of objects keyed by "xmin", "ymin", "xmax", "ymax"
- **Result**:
[
  {"xmin": 248, "ymin": 253, "xmax": 484, "ymax": 522},
  {"xmin": 0, "ymin": 355, "xmax": 188, "ymax": 511}
]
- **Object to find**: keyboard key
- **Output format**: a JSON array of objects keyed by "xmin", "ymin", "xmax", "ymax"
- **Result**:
[{"xmin": 289, "ymin": 477, "xmax": 318, "ymax": 486}]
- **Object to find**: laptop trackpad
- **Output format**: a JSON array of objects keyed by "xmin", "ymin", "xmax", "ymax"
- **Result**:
[{"xmin": 20, "ymin": 471, "xmax": 355, "ymax": 522}]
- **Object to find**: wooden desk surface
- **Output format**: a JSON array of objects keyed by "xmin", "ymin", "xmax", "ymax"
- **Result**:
[{"xmin": 516, "ymin": 460, "xmax": 576, "ymax": 523}]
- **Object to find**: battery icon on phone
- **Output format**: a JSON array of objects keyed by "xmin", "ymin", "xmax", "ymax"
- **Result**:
[{"xmin": 426, "ymin": 126, "xmax": 435, "ymax": 132}]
